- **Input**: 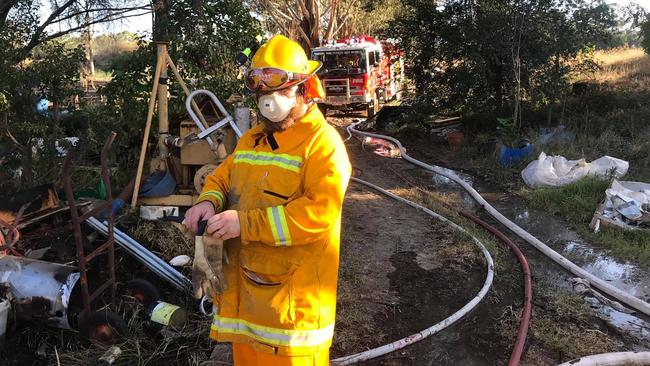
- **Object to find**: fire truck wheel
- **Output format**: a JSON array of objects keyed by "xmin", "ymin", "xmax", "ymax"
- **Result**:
[{"xmin": 367, "ymin": 98, "xmax": 379, "ymax": 118}]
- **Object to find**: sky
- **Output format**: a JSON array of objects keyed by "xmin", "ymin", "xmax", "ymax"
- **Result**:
[
  {"xmin": 42, "ymin": 0, "xmax": 650, "ymax": 35},
  {"xmin": 611, "ymin": 0, "xmax": 650, "ymax": 7}
]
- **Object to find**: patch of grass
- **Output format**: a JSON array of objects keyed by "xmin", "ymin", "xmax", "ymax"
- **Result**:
[
  {"xmin": 88, "ymin": 69, "xmax": 113, "ymax": 82},
  {"xmin": 391, "ymin": 186, "xmax": 512, "ymax": 273},
  {"xmin": 528, "ymin": 178, "xmax": 610, "ymax": 223},
  {"xmin": 528, "ymin": 177, "xmax": 650, "ymax": 267},
  {"xmin": 495, "ymin": 285, "xmax": 624, "ymax": 365},
  {"xmin": 591, "ymin": 48, "xmax": 650, "ymax": 84}
]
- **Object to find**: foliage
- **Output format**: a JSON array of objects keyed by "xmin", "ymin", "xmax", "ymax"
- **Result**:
[
  {"xmin": 528, "ymin": 178, "xmax": 650, "ymax": 268},
  {"xmin": 495, "ymin": 117, "xmax": 518, "ymax": 146},
  {"xmin": 0, "ymin": 0, "xmax": 259, "ymax": 192},
  {"xmin": 641, "ymin": 14, "xmax": 650, "ymax": 55},
  {"xmin": 95, "ymin": 0, "xmax": 260, "ymax": 176},
  {"xmin": 0, "ymin": 3, "xmax": 86, "ymax": 190},
  {"xmin": 388, "ymin": 0, "xmax": 619, "ymax": 116}
]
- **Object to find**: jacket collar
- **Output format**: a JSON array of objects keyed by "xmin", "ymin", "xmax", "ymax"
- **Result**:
[{"xmin": 250, "ymin": 104, "xmax": 324, "ymax": 151}]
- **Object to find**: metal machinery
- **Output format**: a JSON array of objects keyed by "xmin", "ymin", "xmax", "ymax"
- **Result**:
[{"xmin": 130, "ymin": 42, "xmax": 251, "ymax": 209}]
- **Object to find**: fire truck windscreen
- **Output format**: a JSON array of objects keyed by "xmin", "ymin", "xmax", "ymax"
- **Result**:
[{"xmin": 312, "ymin": 51, "xmax": 367, "ymax": 76}]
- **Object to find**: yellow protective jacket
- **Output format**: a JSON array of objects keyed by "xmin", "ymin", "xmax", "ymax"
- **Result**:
[{"xmin": 197, "ymin": 105, "xmax": 351, "ymax": 356}]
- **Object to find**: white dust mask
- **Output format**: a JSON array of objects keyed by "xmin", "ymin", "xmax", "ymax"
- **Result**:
[{"xmin": 258, "ymin": 92, "xmax": 296, "ymax": 122}]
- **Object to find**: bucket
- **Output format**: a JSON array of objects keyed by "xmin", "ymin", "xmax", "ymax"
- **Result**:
[
  {"xmin": 446, "ymin": 131, "xmax": 464, "ymax": 151},
  {"xmin": 0, "ymin": 298, "xmax": 10, "ymax": 346}
]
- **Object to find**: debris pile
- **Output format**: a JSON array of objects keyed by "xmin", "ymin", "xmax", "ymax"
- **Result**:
[{"xmin": 591, "ymin": 180, "xmax": 650, "ymax": 231}]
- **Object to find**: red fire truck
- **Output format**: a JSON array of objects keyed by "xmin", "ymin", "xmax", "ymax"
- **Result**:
[{"xmin": 311, "ymin": 36, "xmax": 404, "ymax": 117}]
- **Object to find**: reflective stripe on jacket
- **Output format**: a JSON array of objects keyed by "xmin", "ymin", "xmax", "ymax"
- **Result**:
[{"xmin": 197, "ymin": 105, "xmax": 351, "ymax": 356}]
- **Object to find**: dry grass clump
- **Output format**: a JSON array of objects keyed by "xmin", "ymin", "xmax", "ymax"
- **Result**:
[
  {"xmin": 590, "ymin": 48, "xmax": 650, "ymax": 85},
  {"xmin": 128, "ymin": 219, "xmax": 193, "ymax": 261},
  {"xmin": 56, "ymin": 303, "xmax": 214, "ymax": 365}
]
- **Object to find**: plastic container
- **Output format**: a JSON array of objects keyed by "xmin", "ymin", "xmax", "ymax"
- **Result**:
[
  {"xmin": 498, "ymin": 141, "xmax": 534, "ymax": 166},
  {"xmin": 0, "ymin": 298, "xmax": 10, "ymax": 346}
]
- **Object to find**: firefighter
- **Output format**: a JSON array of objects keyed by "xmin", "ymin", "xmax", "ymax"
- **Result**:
[{"xmin": 184, "ymin": 34, "xmax": 352, "ymax": 366}]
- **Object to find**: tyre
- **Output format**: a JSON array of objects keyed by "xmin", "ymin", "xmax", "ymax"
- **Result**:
[
  {"xmin": 124, "ymin": 278, "xmax": 161, "ymax": 306},
  {"xmin": 83, "ymin": 310, "xmax": 129, "ymax": 345},
  {"xmin": 366, "ymin": 95, "xmax": 380, "ymax": 118}
]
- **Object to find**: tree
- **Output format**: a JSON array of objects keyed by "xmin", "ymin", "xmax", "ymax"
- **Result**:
[
  {"xmin": 389, "ymin": 0, "xmax": 617, "ymax": 121},
  {"xmin": 96, "ymin": 0, "xmax": 260, "ymax": 175},
  {"xmin": 0, "ymin": 39, "xmax": 84, "ymax": 188},
  {"xmin": 0, "ymin": 0, "xmax": 149, "ymax": 59},
  {"xmin": 641, "ymin": 14, "xmax": 650, "ymax": 54}
]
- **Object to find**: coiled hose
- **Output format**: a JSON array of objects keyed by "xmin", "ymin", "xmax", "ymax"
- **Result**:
[
  {"xmin": 346, "ymin": 123, "xmax": 650, "ymax": 316},
  {"xmin": 331, "ymin": 177, "xmax": 495, "ymax": 365}
]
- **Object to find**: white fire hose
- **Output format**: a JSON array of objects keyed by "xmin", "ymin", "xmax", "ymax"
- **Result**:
[
  {"xmin": 557, "ymin": 352, "xmax": 650, "ymax": 365},
  {"xmin": 346, "ymin": 122, "xmax": 650, "ymax": 317},
  {"xmin": 331, "ymin": 177, "xmax": 494, "ymax": 365}
]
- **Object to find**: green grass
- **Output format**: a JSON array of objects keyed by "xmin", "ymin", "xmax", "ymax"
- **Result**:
[
  {"xmin": 528, "ymin": 177, "xmax": 650, "ymax": 268},
  {"xmin": 85, "ymin": 68, "xmax": 113, "ymax": 82}
]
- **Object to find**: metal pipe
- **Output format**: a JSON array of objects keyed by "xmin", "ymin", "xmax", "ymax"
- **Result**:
[
  {"xmin": 86, "ymin": 217, "xmax": 191, "ymax": 292},
  {"xmin": 185, "ymin": 89, "xmax": 244, "ymax": 142}
]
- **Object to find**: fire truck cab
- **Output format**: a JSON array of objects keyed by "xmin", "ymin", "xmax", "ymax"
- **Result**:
[{"xmin": 311, "ymin": 36, "xmax": 404, "ymax": 117}]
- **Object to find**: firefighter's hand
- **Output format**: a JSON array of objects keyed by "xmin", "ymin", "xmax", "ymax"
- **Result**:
[
  {"xmin": 183, "ymin": 201, "xmax": 215, "ymax": 234},
  {"xmin": 206, "ymin": 210, "xmax": 240, "ymax": 240}
]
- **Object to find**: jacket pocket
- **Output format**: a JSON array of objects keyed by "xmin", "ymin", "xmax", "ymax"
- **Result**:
[
  {"xmin": 262, "ymin": 190, "xmax": 290, "ymax": 200},
  {"xmin": 257, "ymin": 170, "xmax": 301, "ymax": 207},
  {"xmin": 238, "ymin": 249, "xmax": 299, "ymax": 327}
]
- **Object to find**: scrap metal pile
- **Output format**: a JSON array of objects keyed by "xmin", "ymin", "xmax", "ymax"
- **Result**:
[{"xmin": 0, "ymin": 133, "xmax": 200, "ymax": 350}]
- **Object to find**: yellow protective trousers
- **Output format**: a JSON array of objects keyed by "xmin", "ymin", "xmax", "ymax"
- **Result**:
[
  {"xmin": 198, "ymin": 105, "xmax": 351, "ymax": 358},
  {"xmin": 233, "ymin": 342, "xmax": 330, "ymax": 366}
]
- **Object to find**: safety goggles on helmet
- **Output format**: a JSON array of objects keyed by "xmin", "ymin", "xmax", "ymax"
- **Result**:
[{"xmin": 244, "ymin": 67, "xmax": 311, "ymax": 92}]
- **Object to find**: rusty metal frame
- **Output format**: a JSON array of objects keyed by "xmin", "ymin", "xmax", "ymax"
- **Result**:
[{"xmin": 61, "ymin": 132, "xmax": 117, "ymax": 326}]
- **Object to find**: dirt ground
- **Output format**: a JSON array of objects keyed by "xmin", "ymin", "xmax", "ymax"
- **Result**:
[
  {"xmin": 1, "ymin": 112, "xmax": 647, "ymax": 366},
  {"xmin": 328, "ymin": 113, "xmax": 646, "ymax": 366}
]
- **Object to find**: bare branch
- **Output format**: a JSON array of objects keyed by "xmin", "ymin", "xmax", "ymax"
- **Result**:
[
  {"xmin": 258, "ymin": 0, "xmax": 291, "ymax": 34},
  {"xmin": 296, "ymin": 0, "xmax": 309, "ymax": 19},
  {"xmin": 325, "ymin": 0, "xmax": 338, "ymax": 40},
  {"xmin": 333, "ymin": 12, "xmax": 350, "ymax": 35},
  {"xmin": 278, "ymin": 0, "xmax": 301, "ymax": 21},
  {"xmin": 51, "ymin": 5, "xmax": 152, "ymax": 25},
  {"xmin": 41, "ymin": 11, "xmax": 151, "ymax": 44},
  {"xmin": 24, "ymin": 0, "xmax": 78, "ymax": 54},
  {"xmin": 0, "ymin": 114, "xmax": 27, "ymax": 153},
  {"xmin": 271, "ymin": 7, "xmax": 292, "ymax": 21},
  {"xmin": 0, "ymin": 0, "xmax": 19, "ymax": 23}
]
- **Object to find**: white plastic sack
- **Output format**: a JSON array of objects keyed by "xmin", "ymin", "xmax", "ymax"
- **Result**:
[{"xmin": 521, "ymin": 152, "xmax": 629, "ymax": 188}]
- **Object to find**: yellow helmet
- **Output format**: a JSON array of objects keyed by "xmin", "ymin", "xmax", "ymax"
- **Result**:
[{"xmin": 251, "ymin": 35, "xmax": 321, "ymax": 75}]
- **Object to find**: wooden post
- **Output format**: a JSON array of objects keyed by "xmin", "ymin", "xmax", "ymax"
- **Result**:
[
  {"xmin": 131, "ymin": 53, "xmax": 164, "ymax": 207},
  {"xmin": 157, "ymin": 43, "xmax": 170, "ymax": 161}
]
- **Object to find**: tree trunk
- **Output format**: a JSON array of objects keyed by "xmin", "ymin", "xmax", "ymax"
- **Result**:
[
  {"xmin": 153, "ymin": 0, "xmax": 171, "ymax": 43},
  {"xmin": 84, "ymin": 13, "xmax": 95, "ymax": 89},
  {"xmin": 20, "ymin": 145, "xmax": 33, "ymax": 186},
  {"xmin": 298, "ymin": 0, "xmax": 320, "ymax": 52}
]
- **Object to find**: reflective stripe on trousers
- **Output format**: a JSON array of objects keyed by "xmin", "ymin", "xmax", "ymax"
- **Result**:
[{"xmin": 212, "ymin": 315, "xmax": 335, "ymax": 348}]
